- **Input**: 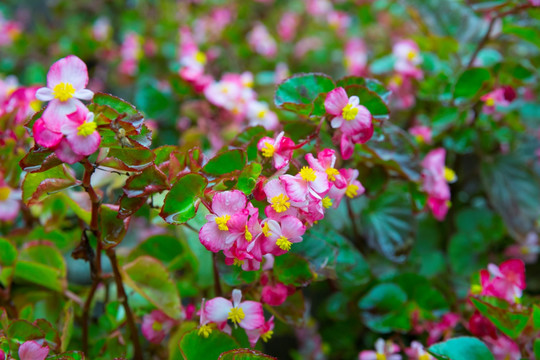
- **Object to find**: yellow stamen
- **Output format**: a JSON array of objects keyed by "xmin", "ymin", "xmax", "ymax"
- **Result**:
[
  {"xmin": 376, "ymin": 354, "xmax": 386, "ymax": 360},
  {"xmin": 257, "ymin": 109, "xmax": 266, "ymax": 119},
  {"xmin": 485, "ymin": 97, "xmax": 495, "ymax": 107},
  {"xmin": 322, "ymin": 196, "xmax": 333, "ymax": 209},
  {"xmin": 233, "ymin": 258, "xmax": 244, "ymax": 267},
  {"xmin": 271, "ymin": 194, "xmax": 290, "ymax": 213},
  {"xmin": 276, "ymin": 236, "xmax": 292, "ymax": 251},
  {"xmin": 221, "ymin": 85, "xmax": 229, "ymax": 94},
  {"xmin": 470, "ymin": 284, "xmax": 482, "ymax": 295},
  {"xmin": 30, "ymin": 100, "xmax": 41, "ymax": 112},
  {"xmin": 152, "ymin": 321, "xmax": 163, "ymax": 332},
  {"xmin": 52, "ymin": 82, "xmax": 75, "ymax": 102},
  {"xmin": 419, "ymin": 354, "xmax": 430, "ymax": 360},
  {"xmin": 194, "ymin": 51, "xmax": 207, "ymax": 65},
  {"xmin": 215, "ymin": 215, "xmax": 231, "ymax": 231},
  {"xmin": 245, "ymin": 225, "xmax": 253, "ymax": 242},
  {"xmin": 261, "ymin": 142, "xmax": 275, "ymax": 157},
  {"xmin": 77, "ymin": 121, "xmax": 97, "ymax": 137},
  {"xmin": 198, "ymin": 324, "xmax": 213, "ymax": 338},
  {"xmin": 345, "ymin": 184, "xmax": 359, "ymax": 198},
  {"xmin": 342, "ymin": 103, "xmax": 359, "ymax": 121},
  {"xmin": 227, "ymin": 307, "xmax": 245, "ymax": 324},
  {"xmin": 407, "ymin": 50, "xmax": 417, "ymax": 61},
  {"xmin": 520, "ymin": 246, "xmax": 530, "ymax": 255},
  {"xmin": 325, "ymin": 168, "xmax": 340, "ymax": 182},
  {"xmin": 392, "ymin": 74, "xmax": 403, "ymax": 87},
  {"xmin": 261, "ymin": 330, "xmax": 273, "ymax": 342},
  {"xmin": 0, "ymin": 186, "xmax": 11, "ymax": 201},
  {"xmin": 444, "ymin": 167, "xmax": 457, "ymax": 183},
  {"xmin": 262, "ymin": 223, "xmax": 272, "ymax": 237},
  {"xmin": 299, "ymin": 166, "xmax": 316, "ymax": 182},
  {"xmin": 414, "ymin": 134, "xmax": 425, "ymax": 144}
]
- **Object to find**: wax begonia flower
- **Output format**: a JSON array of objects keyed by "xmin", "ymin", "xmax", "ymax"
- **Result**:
[
  {"xmin": 327, "ymin": 11, "xmax": 351, "ymax": 36},
  {"xmin": 425, "ymin": 313, "xmax": 459, "ymax": 345},
  {"xmin": 35, "ymin": 55, "xmax": 94, "ymax": 121},
  {"xmin": 248, "ymin": 23, "xmax": 277, "ymax": 58},
  {"xmin": 245, "ymin": 316, "xmax": 275, "ymax": 348},
  {"xmin": 359, "ymin": 338, "xmax": 402, "ymax": 360},
  {"xmin": 393, "ymin": 39, "xmax": 423, "ymax": 79},
  {"xmin": 325, "ymin": 87, "xmax": 372, "ymax": 137},
  {"xmin": 198, "ymin": 299, "xmax": 215, "ymax": 338},
  {"xmin": 1, "ymin": 86, "xmax": 40, "ymax": 125},
  {"xmin": 306, "ymin": 149, "xmax": 344, "ymax": 186},
  {"xmin": 246, "ymin": 100, "xmax": 279, "ymax": 130},
  {"xmin": 18, "ymin": 341, "xmax": 49, "ymax": 360},
  {"xmin": 468, "ymin": 312, "xmax": 497, "ymax": 340},
  {"xmin": 327, "ymin": 168, "xmax": 365, "ymax": 208},
  {"xmin": 405, "ymin": 341, "xmax": 433, "ymax": 360},
  {"xmin": 141, "ymin": 310, "xmax": 176, "ymax": 344},
  {"xmin": 505, "ymin": 232, "xmax": 539, "ymax": 264},
  {"xmin": 481, "ymin": 86, "xmax": 516, "ymax": 115},
  {"xmin": 0, "ymin": 176, "xmax": 21, "ymax": 221},
  {"xmin": 280, "ymin": 165, "xmax": 329, "ymax": 202},
  {"xmin": 119, "ymin": 32, "xmax": 142, "ymax": 76},
  {"xmin": 263, "ymin": 178, "xmax": 303, "ymax": 220},
  {"xmin": 261, "ymin": 216, "xmax": 306, "ymax": 255},
  {"xmin": 484, "ymin": 335, "xmax": 521, "ymax": 360},
  {"xmin": 344, "ymin": 38, "xmax": 368, "ymax": 76},
  {"xmin": 0, "ymin": 348, "xmax": 4, "ymax": 360},
  {"xmin": 204, "ymin": 289, "xmax": 264, "ymax": 331},
  {"xmin": 480, "ymin": 259, "xmax": 526, "ymax": 304},
  {"xmin": 261, "ymin": 282, "xmax": 293, "ymax": 306},
  {"xmin": 277, "ymin": 12, "xmax": 299, "ymax": 42},
  {"xmin": 199, "ymin": 190, "xmax": 248, "ymax": 252},
  {"xmin": 388, "ymin": 73, "xmax": 416, "ymax": 109},
  {"xmin": 421, "ymin": 148, "xmax": 455, "ymax": 221},
  {"xmin": 306, "ymin": 0, "xmax": 333, "ymax": 16},
  {"xmin": 257, "ymin": 131, "xmax": 295, "ymax": 170},
  {"xmin": 409, "ymin": 125, "xmax": 432, "ymax": 145}
]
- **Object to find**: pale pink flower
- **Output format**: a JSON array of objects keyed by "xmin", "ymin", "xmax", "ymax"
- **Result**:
[
  {"xmin": 344, "ymin": 38, "xmax": 368, "ymax": 76},
  {"xmin": 18, "ymin": 341, "xmax": 49, "ymax": 360},
  {"xmin": 141, "ymin": 310, "xmax": 176, "ymax": 344},
  {"xmin": 257, "ymin": 132, "xmax": 295, "ymax": 170},
  {"xmin": 388, "ymin": 73, "xmax": 416, "ymax": 109},
  {"xmin": 327, "ymin": 11, "xmax": 351, "ymax": 36},
  {"xmin": 0, "ymin": 13, "xmax": 21, "ymax": 47},
  {"xmin": 280, "ymin": 166, "xmax": 330, "ymax": 202},
  {"xmin": 409, "ymin": 125, "xmax": 432, "ymax": 144},
  {"xmin": 359, "ymin": 338, "xmax": 402, "ymax": 360},
  {"xmin": 421, "ymin": 148, "xmax": 454, "ymax": 221},
  {"xmin": 480, "ymin": 259, "xmax": 526, "ymax": 304},
  {"xmin": 263, "ymin": 178, "xmax": 302, "ymax": 220},
  {"xmin": 505, "ymin": 232, "xmax": 539, "ymax": 264},
  {"xmin": 204, "ymin": 289, "xmax": 264, "ymax": 331},
  {"xmin": 245, "ymin": 316, "xmax": 275, "ymax": 348},
  {"xmin": 92, "ymin": 17, "xmax": 111, "ymax": 41},
  {"xmin": 481, "ymin": 86, "xmax": 516, "ymax": 115},
  {"xmin": 248, "ymin": 23, "xmax": 277, "ymax": 58},
  {"xmin": 246, "ymin": 101, "xmax": 278, "ymax": 130},
  {"xmin": 1, "ymin": 86, "xmax": 40, "ymax": 124},
  {"xmin": 0, "ymin": 175, "xmax": 21, "ymax": 222},
  {"xmin": 294, "ymin": 37, "xmax": 323, "ymax": 58},
  {"xmin": 393, "ymin": 39, "xmax": 423, "ymax": 79},
  {"xmin": 327, "ymin": 168, "xmax": 365, "ymax": 208},
  {"xmin": 325, "ymin": 87, "xmax": 373, "ymax": 138},
  {"xmin": 529, "ymin": 0, "xmax": 540, "ymax": 6},
  {"xmin": 277, "ymin": 12, "xmax": 299, "ymax": 42},
  {"xmin": 261, "ymin": 216, "xmax": 306, "ymax": 255},
  {"xmin": 275, "ymin": 62, "xmax": 289, "ymax": 84},
  {"xmin": 485, "ymin": 335, "xmax": 521, "ymax": 360},
  {"xmin": 119, "ymin": 32, "xmax": 141, "ymax": 76},
  {"xmin": 405, "ymin": 341, "xmax": 433, "ymax": 360},
  {"xmin": 306, "ymin": 148, "xmax": 343, "ymax": 185},
  {"xmin": 425, "ymin": 313, "xmax": 459, "ymax": 345},
  {"xmin": 0, "ymin": 75, "xmax": 18, "ymax": 103},
  {"xmin": 35, "ymin": 55, "xmax": 94, "ymax": 121},
  {"xmin": 305, "ymin": 0, "xmax": 333, "ymax": 16}
]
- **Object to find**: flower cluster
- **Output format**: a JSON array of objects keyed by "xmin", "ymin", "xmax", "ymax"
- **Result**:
[
  {"xmin": 199, "ymin": 146, "xmax": 364, "ymax": 271},
  {"xmin": 389, "ymin": 39, "xmax": 423, "ymax": 109},
  {"xmin": 199, "ymin": 289, "xmax": 273, "ymax": 348},
  {"xmin": 477, "ymin": 259, "xmax": 526, "ymax": 304},
  {"xmin": 0, "ymin": 11, "xmax": 21, "ymax": 47},
  {"xmin": 359, "ymin": 338, "xmax": 435, "ymax": 360},
  {"xmin": 33, "ymin": 55, "xmax": 99, "ymax": 164},
  {"xmin": 421, "ymin": 148, "xmax": 456, "ymax": 221}
]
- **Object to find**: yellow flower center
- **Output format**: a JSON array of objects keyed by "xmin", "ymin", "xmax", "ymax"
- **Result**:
[
  {"xmin": 485, "ymin": 97, "xmax": 495, "ymax": 107},
  {"xmin": 414, "ymin": 134, "xmax": 425, "ymax": 144},
  {"xmin": 257, "ymin": 109, "xmax": 267, "ymax": 119},
  {"xmin": 195, "ymin": 51, "xmax": 207, "ymax": 65},
  {"xmin": 443, "ymin": 167, "xmax": 456, "ymax": 183},
  {"xmin": 271, "ymin": 194, "xmax": 290, "ymax": 213},
  {"xmin": 342, "ymin": 103, "xmax": 358, "ymax": 121},
  {"xmin": 325, "ymin": 168, "xmax": 340, "ymax": 182},
  {"xmin": 407, "ymin": 50, "xmax": 417, "ymax": 61},
  {"xmin": 322, "ymin": 196, "xmax": 333, "ymax": 209},
  {"xmin": 221, "ymin": 85, "xmax": 229, "ymax": 94},
  {"xmin": 261, "ymin": 330, "xmax": 274, "ymax": 342},
  {"xmin": 276, "ymin": 236, "xmax": 292, "ymax": 251},
  {"xmin": 470, "ymin": 284, "xmax": 482, "ymax": 295},
  {"xmin": 376, "ymin": 354, "xmax": 386, "ymax": 360},
  {"xmin": 345, "ymin": 184, "xmax": 359, "ymax": 198},
  {"xmin": 520, "ymin": 246, "xmax": 530, "ymax": 255},
  {"xmin": 245, "ymin": 225, "xmax": 253, "ymax": 242},
  {"xmin": 227, "ymin": 307, "xmax": 245, "ymax": 324},
  {"xmin": 392, "ymin": 74, "xmax": 403, "ymax": 87},
  {"xmin": 261, "ymin": 142, "xmax": 275, "ymax": 157},
  {"xmin": 262, "ymin": 223, "xmax": 272, "ymax": 237},
  {"xmin": 299, "ymin": 166, "xmax": 316, "ymax": 182},
  {"xmin": 52, "ymin": 82, "xmax": 75, "ymax": 102},
  {"xmin": 419, "ymin": 354, "xmax": 430, "ymax": 360},
  {"xmin": 0, "ymin": 186, "xmax": 11, "ymax": 201},
  {"xmin": 198, "ymin": 324, "xmax": 213, "ymax": 338},
  {"xmin": 215, "ymin": 215, "xmax": 231, "ymax": 231},
  {"xmin": 152, "ymin": 321, "xmax": 163, "ymax": 332},
  {"xmin": 30, "ymin": 100, "xmax": 41, "ymax": 112},
  {"xmin": 77, "ymin": 121, "xmax": 97, "ymax": 137},
  {"xmin": 233, "ymin": 258, "xmax": 244, "ymax": 267}
]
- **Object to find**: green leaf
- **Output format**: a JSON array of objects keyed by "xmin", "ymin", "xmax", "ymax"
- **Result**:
[
  {"xmin": 122, "ymin": 256, "xmax": 182, "ymax": 319},
  {"xmin": 344, "ymin": 85, "xmax": 389, "ymax": 119},
  {"xmin": 92, "ymin": 93, "xmax": 140, "ymax": 117},
  {"xmin": 470, "ymin": 297, "xmax": 529, "ymax": 339},
  {"xmin": 358, "ymin": 283, "xmax": 407, "ymax": 312},
  {"xmin": 218, "ymin": 349, "xmax": 277, "ymax": 359},
  {"xmin": 502, "ymin": 24, "xmax": 540, "ymax": 48},
  {"xmin": 100, "ymin": 204, "xmax": 130, "ymax": 249},
  {"xmin": 203, "ymin": 150, "xmax": 246, "ymax": 176},
  {"xmin": 336, "ymin": 76, "xmax": 391, "ymax": 102},
  {"xmin": 129, "ymin": 234, "xmax": 185, "ymax": 266},
  {"xmin": 533, "ymin": 305, "xmax": 540, "ymax": 331},
  {"xmin": 7, "ymin": 320, "xmax": 44, "ymax": 342},
  {"xmin": 14, "ymin": 261, "xmax": 65, "ymax": 292},
  {"xmin": 179, "ymin": 329, "xmax": 239, "ymax": 360},
  {"xmin": 369, "ymin": 55, "xmax": 395, "ymax": 74},
  {"xmin": 453, "ymin": 68, "xmax": 491, "ymax": 100},
  {"xmin": 22, "ymin": 165, "xmax": 80, "ymax": 205},
  {"xmin": 19, "ymin": 243, "xmax": 66, "ymax": 277},
  {"xmin": 160, "ymin": 173, "xmax": 208, "ymax": 225},
  {"xmin": 393, "ymin": 274, "xmax": 449, "ymax": 311},
  {"xmin": 535, "ymin": 338, "xmax": 540, "ymax": 360},
  {"xmin": 100, "ymin": 147, "xmax": 155, "ymax": 171},
  {"xmin": 123, "ymin": 165, "xmax": 169, "ymax": 198},
  {"xmin": 428, "ymin": 337, "xmax": 494, "ymax": 360},
  {"xmin": 0, "ymin": 238, "xmax": 17, "ymax": 266},
  {"xmin": 19, "ymin": 147, "xmax": 62, "ymax": 173},
  {"xmin": 236, "ymin": 162, "xmax": 262, "ymax": 195},
  {"xmin": 274, "ymin": 73, "xmax": 335, "ymax": 116},
  {"xmin": 273, "ymin": 253, "xmax": 313, "ymax": 287},
  {"xmin": 60, "ymin": 302, "xmax": 75, "ymax": 352},
  {"xmin": 135, "ymin": 83, "xmax": 173, "ymax": 119}
]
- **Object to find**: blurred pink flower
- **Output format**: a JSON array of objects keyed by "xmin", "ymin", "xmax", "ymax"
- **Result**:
[
  {"xmin": 18, "ymin": 341, "xmax": 49, "ymax": 360},
  {"xmin": 142, "ymin": 310, "xmax": 176, "ymax": 344},
  {"xmin": 359, "ymin": 338, "xmax": 402, "ymax": 360}
]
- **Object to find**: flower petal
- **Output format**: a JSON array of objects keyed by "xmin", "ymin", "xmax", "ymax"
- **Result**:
[
  {"xmin": 324, "ymin": 87, "xmax": 348, "ymax": 116},
  {"xmin": 35, "ymin": 87, "xmax": 54, "ymax": 102},
  {"xmin": 33, "ymin": 118, "xmax": 63, "ymax": 148},
  {"xmin": 238, "ymin": 301, "xmax": 264, "ymax": 330},
  {"xmin": 204, "ymin": 297, "xmax": 232, "ymax": 324},
  {"xmin": 47, "ymin": 55, "xmax": 89, "ymax": 90}
]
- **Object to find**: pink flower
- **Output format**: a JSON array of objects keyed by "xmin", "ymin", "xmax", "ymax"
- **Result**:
[
  {"xmin": 248, "ymin": 23, "xmax": 277, "ymax": 58},
  {"xmin": 468, "ymin": 312, "xmax": 497, "ymax": 340},
  {"xmin": 35, "ymin": 55, "xmax": 94, "ymax": 121},
  {"xmin": 480, "ymin": 259, "xmax": 526, "ymax": 304},
  {"xmin": 245, "ymin": 316, "xmax": 275, "ymax": 348},
  {"xmin": 484, "ymin": 335, "xmax": 521, "ymax": 360},
  {"xmin": 261, "ymin": 216, "xmax": 306, "ymax": 255},
  {"xmin": 280, "ymin": 166, "xmax": 330, "ymax": 202},
  {"xmin": 505, "ymin": 232, "xmax": 539, "ymax": 264},
  {"xmin": 409, "ymin": 125, "xmax": 432, "ymax": 145},
  {"xmin": 0, "ymin": 175, "xmax": 21, "ymax": 222},
  {"xmin": 1, "ymin": 86, "xmax": 40, "ymax": 125},
  {"xmin": 257, "ymin": 132, "xmax": 295, "ymax": 170},
  {"xmin": 425, "ymin": 313, "xmax": 460, "ymax": 345},
  {"xmin": 18, "ymin": 341, "xmax": 49, "ymax": 360},
  {"xmin": 327, "ymin": 168, "xmax": 365, "ymax": 208},
  {"xmin": 246, "ymin": 101, "xmax": 279, "ymax": 130},
  {"xmin": 263, "ymin": 178, "xmax": 303, "ymax": 220},
  {"xmin": 388, "ymin": 73, "xmax": 416, "ymax": 109},
  {"xmin": 277, "ymin": 12, "xmax": 299, "ymax": 42},
  {"xmin": 529, "ymin": 0, "xmax": 540, "ymax": 6},
  {"xmin": 327, "ymin": 11, "xmax": 351, "ymax": 36},
  {"xmin": 204, "ymin": 289, "xmax": 264, "ymax": 331},
  {"xmin": 344, "ymin": 38, "xmax": 368, "ymax": 76},
  {"xmin": 405, "ymin": 341, "xmax": 433, "ymax": 360},
  {"xmin": 393, "ymin": 40, "xmax": 423, "ymax": 79},
  {"xmin": 359, "ymin": 338, "xmax": 402, "ymax": 360},
  {"xmin": 421, "ymin": 148, "xmax": 455, "ymax": 221},
  {"xmin": 306, "ymin": 148, "xmax": 343, "ymax": 184},
  {"xmin": 0, "ymin": 348, "xmax": 4, "ymax": 360},
  {"xmin": 306, "ymin": 0, "xmax": 333, "ymax": 16},
  {"xmin": 199, "ymin": 190, "xmax": 248, "ymax": 252},
  {"xmin": 198, "ymin": 299, "xmax": 216, "ymax": 338},
  {"xmin": 261, "ymin": 282, "xmax": 293, "ymax": 306},
  {"xmin": 481, "ymin": 87, "xmax": 516, "ymax": 115},
  {"xmin": 119, "ymin": 32, "xmax": 141, "ymax": 76},
  {"xmin": 142, "ymin": 310, "xmax": 177, "ymax": 344}
]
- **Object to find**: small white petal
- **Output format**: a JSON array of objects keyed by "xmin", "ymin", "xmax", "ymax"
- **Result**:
[
  {"xmin": 35, "ymin": 87, "xmax": 54, "ymax": 101},
  {"xmin": 74, "ymin": 88, "xmax": 94, "ymax": 100}
]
